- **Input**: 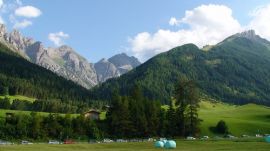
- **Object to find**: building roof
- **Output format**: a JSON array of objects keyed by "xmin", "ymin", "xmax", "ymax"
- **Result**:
[{"xmin": 84, "ymin": 110, "xmax": 101, "ymax": 114}]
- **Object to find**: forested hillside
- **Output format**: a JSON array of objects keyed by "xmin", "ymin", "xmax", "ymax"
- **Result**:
[
  {"xmin": 0, "ymin": 43, "xmax": 93, "ymax": 103},
  {"xmin": 92, "ymin": 31, "xmax": 270, "ymax": 105}
]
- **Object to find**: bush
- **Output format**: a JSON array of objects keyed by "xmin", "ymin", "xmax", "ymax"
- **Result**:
[
  {"xmin": 209, "ymin": 120, "xmax": 229, "ymax": 134},
  {"xmin": 215, "ymin": 120, "xmax": 229, "ymax": 134},
  {"xmin": 0, "ymin": 97, "xmax": 11, "ymax": 109}
]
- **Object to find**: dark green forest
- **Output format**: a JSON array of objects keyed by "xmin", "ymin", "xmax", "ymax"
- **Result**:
[
  {"xmin": 92, "ymin": 35, "xmax": 270, "ymax": 105},
  {"xmin": 0, "ymin": 97, "xmax": 104, "ymax": 114},
  {"xmin": 0, "ymin": 81, "xmax": 201, "ymax": 140},
  {"xmin": 0, "ymin": 43, "xmax": 95, "ymax": 104}
]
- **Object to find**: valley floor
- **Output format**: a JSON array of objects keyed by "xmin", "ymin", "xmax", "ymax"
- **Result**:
[{"xmin": 0, "ymin": 140, "xmax": 269, "ymax": 151}]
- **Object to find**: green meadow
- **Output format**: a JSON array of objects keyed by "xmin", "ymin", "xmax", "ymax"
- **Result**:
[
  {"xmin": 199, "ymin": 101, "xmax": 270, "ymax": 136},
  {"xmin": 0, "ymin": 140, "xmax": 269, "ymax": 151},
  {"xmin": 0, "ymin": 109, "xmax": 79, "ymax": 118},
  {"xmin": 0, "ymin": 95, "xmax": 36, "ymax": 103},
  {"xmin": 1, "ymin": 99, "xmax": 270, "ymax": 136}
]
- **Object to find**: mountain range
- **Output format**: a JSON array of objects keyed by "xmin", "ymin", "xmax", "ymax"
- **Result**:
[
  {"xmin": 92, "ymin": 30, "xmax": 270, "ymax": 106},
  {"xmin": 0, "ymin": 41, "xmax": 92, "ymax": 102},
  {"xmin": 0, "ymin": 24, "xmax": 141, "ymax": 89},
  {"xmin": 1, "ymin": 23, "xmax": 270, "ymax": 106}
]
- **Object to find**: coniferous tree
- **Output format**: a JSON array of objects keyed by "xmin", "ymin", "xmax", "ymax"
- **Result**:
[
  {"xmin": 130, "ymin": 86, "xmax": 148, "ymax": 137},
  {"xmin": 106, "ymin": 91, "xmax": 132, "ymax": 138},
  {"xmin": 175, "ymin": 78, "xmax": 200, "ymax": 136},
  {"xmin": 158, "ymin": 109, "xmax": 168, "ymax": 137},
  {"xmin": 184, "ymin": 81, "xmax": 200, "ymax": 136},
  {"xmin": 29, "ymin": 112, "xmax": 43, "ymax": 139},
  {"xmin": 166, "ymin": 102, "xmax": 177, "ymax": 137},
  {"xmin": 145, "ymin": 99, "xmax": 160, "ymax": 137},
  {"xmin": 0, "ymin": 97, "xmax": 11, "ymax": 109}
]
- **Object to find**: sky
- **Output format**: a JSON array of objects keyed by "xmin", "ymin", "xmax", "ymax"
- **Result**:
[{"xmin": 0, "ymin": 0, "xmax": 270, "ymax": 62}]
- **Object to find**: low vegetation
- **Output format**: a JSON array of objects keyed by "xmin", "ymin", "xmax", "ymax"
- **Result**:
[
  {"xmin": 199, "ymin": 101, "xmax": 270, "ymax": 136},
  {"xmin": 0, "ymin": 97, "xmax": 104, "ymax": 114},
  {"xmin": 1, "ymin": 100, "xmax": 269, "ymax": 139},
  {"xmin": 0, "ymin": 95, "xmax": 36, "ymax": 102},
  {"xmin": 0, "ymin": 140, "xmax": 269, "ymax": 151}
]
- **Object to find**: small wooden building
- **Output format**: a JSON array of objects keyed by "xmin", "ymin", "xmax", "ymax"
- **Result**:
[
  {"xmin": 84, "ymin": 110, "xmax": 100, "ymax": 120},
  {"xmin": 5, "ymin": 112, "xmax": 14, "ymax": 118}
]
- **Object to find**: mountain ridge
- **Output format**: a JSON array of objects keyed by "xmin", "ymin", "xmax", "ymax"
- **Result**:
[
  {"xmin": 91, "ymin": 31, "xmax": 270, "ymax": 106},
  {"xmin": 0, "ymin": 42, "xmax": 93, "ymax": 103},
  {"xmin": 0, "ymin": 24, "xmax": 141, "ymax": 88}
]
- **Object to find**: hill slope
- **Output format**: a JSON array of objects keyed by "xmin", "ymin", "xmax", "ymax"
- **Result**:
[
  {"xmin": 199, "ymin": 101, "xmax": 270, "ymax": 136},
  {"xmin": 92, "ymin": 30, "xmax": 270, "ymax": 105},
  {"xmin": 0, "ymin": 43, "xmax": 92, "ymax": 102}
]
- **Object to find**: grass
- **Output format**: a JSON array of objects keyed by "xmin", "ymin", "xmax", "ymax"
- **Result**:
[
  {"xmin": 199, "ymin": 101, "xmax": 270, "ymax": 136},
  {"xmin": 99, "ymin": 111, "xmax": 106, "ymax": 120},
  {"xmin": 162, "ymin": 101, "xmax": 270, "ymax": 136},
  {"xmin": 0, "ymin": 109, "xmax": 79, "ymax": 119},
  {"xmin": 0, "ymin": 100, "xmax": 270, "ymax": 136},
  {"xmin": 0, "ymin": 140, "xmax": 269, "ymax": 151},
  {"xmin": 0, "ymin": 95, "xmax": 36, "ymax": 103}
]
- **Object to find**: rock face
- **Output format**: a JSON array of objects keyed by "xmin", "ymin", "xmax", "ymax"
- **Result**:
[
  {"xmin": 235, "ymin": 30, "xmax": 257, "ymax": 40},
  {"xmin": 0, "ymin": 24, "xmax": 98, "ymax": 88},
  {"xmin": 0, "ymin": 24, "xmax": 33, "ymax": 58},
  {"xmin": 108, "ymin": 53, "xmax": 141, "ymax": 74},
  {"xmin": 94, "ymin": 58, "xmax": 120, "ymax": 82},
  {"xmin": 33, "ymin": 45, "xmax": 99, "ymax": 89},
  {"xmin": 0, "ymin": 24, "xmax": 140, "ymax": 88},
  {"xmin": 94, "ymin": 53, "xmax": 141, "ymax": 82}
]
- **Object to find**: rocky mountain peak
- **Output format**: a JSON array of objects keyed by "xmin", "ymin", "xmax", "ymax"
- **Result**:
[
  {"xmin": 58, "ymin": 45, "xmax": 74, "ymax": 52},
  {"xmin": 108, "ymin": 53, "xmax": 141, "ymax": 68},
  {"xmin": 94, "ymin": 58, "xmax": 120, "ymax": 82},
  {"xmin": 8, "ymin": 29, "xmax": 35, "ymax": 51},
  {"xmin": 235, "ymin": 30, "xmax": 259, "ymax": 40},
  {"xmin": 117, "ymin": 52, "xmax": 128, "ymax": 57},
  {"xmin": 0, "ymin": 24, "xmax": 7, "ymax": 37},
  {"xmin": 94, "ymin": 53, "xmax": 141, "ymax": 82},
  {"xmin": 0, "ymin": 23, "xmax": 140, "ymax": 88},
  {"xmin": 98, "ymin": 58, "xmax": 108, "ymax": 63}
]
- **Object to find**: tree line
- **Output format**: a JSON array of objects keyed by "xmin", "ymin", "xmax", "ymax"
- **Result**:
[
  {"xmin": 106, "ymin": 78, "xmax": 200, "ymax": 138},
  {"xmin": 0, "ymin": 98, "xmax": 105, "ymax": 114},
  {"xmin": 0, "ymin": 79, "xmax": 201, "ymax": 140},
  {"xmin": 0, "ymin": 113, "xmax": 102, "ymax": 140}
]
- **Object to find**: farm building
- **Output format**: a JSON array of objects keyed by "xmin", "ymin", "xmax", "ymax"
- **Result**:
[
  {"xmin": 5, "ymin": 112, "xmax": 14, "ymax": 118},
  {"xmin": 84, "ymin": 110, "xmax": 100, "ymax": 120}
]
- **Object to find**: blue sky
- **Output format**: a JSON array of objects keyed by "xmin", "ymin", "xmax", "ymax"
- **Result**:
[{"xmin": 1, "ymin": 0, "xmax": 270, "ymax": 62}]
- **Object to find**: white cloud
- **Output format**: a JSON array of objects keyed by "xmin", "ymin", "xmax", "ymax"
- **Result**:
[
  {"xmin": 0, "ymin": 1, "xmax": 39, "ymax": 28},
  {"xmin": 15, "ymin": 6, "xmax": 42, "ymax": 18},
  {"xmin": 0, "ymin": 0, "xmax": 3, "ymax": 8},
  {"xmin": 16, "ymin": 0, "xmax": 22, "ymax": 6},
  {"xmin": 13, "ymin": 19, "xmax": 32, "ymax": 28},
  {"xmin": 9, "ymin": 14, "xmax": 32, "ymax": 28},
  {"xmin": 0, "ymin": 0, "xmax": 4, "ymax": 23},
  {"xmin": 129, "ymin": 4, "xmax": 243, "ymax": 61},
  {"xmin": 248, "ymin": 4, "xmax": 270, "ymax": 40},
  {"xmin": 169, "ymin": 17, "xmax": 179, "ymax": 26},
  {"xmin": 48, "ymin": 32, "xmax": 70, "ymax": 46}
]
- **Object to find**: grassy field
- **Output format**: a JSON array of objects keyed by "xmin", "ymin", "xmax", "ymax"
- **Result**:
[
  {"xmin": 0, "ymin": 100, "xmax": 270, "ymax": 136},
  {"xmin": 0, "ymin": 109, "xmax": 79, "ymax": 119},
  {"xmin": 0, "ymin": 140, "xmax": 269, "ymax": 151},
  {"xmin": 199, "ymin": 101, "xmax": 270, "ymax": 136},
  {"xmin": 0, "ymin": 95, "xmax": 36, "ymax": 102}
]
